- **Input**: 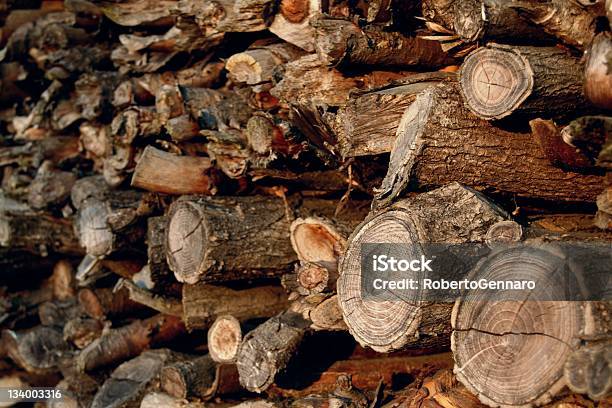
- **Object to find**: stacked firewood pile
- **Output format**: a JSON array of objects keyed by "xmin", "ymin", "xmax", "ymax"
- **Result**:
[{"xmin": 1, "ymin": 0, "xmax": 611, "ymax": 407}]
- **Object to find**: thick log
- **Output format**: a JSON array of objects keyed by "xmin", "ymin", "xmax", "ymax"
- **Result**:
[
  {"xmin": 76, "ymin": 314, "xmax": 185, "ymax": 372},
  {"xmin": 226, "ymin": 43, "xmax": 305, "ymax": 85},
  {"xmin": 452, "ymin": 0, "xmax": 547, "ymax": 43},
  {"xmin": 181, "ymin": 284, "xmax": 289, "ymax": 330},
  {"xmin": 166, "ymin": 196, "xmax": 367, "ymax": 283},
  {"xmin": 91, "ymin": 349, "xmax": 184, "ymax": 408},
  {"xmin": 312, "ymin": 16, "xmax": 454, "ymax": 68},
  {"xmin": 269, "ymin": 0, "xmax": 320, "ymax": 51},
  {"xmin": 131, "ymin": 146, "xmax": 220, "ymax": 195},
  {"xmin": 236, "ymin": 311, "xmax": 310, "ymax": 393},
  {"xmin": 2, "ymin": 326, "xmax": 71, "ymax": 373},
  {"xmin": 459, "ymin": 44, "xmax": 587, "ymax": 120},
  {"xmin": 585, "ymin": 32, "xmax": 612, "ymax": 110},
  {"xmin": 375, "ymin": 82, "xmax": 604, "ymax": 209},
  {"xmin": 339, "ymin": 183, "xmax": 508, "ymax": 352},
  {"xmin": 511, "ymin": 0, "xmax": 604, "ymax": 49},
  {"xmin": 451, "ymin": 248, "xmax": 611, "ymax": 407},
  {"xmin": 208, "ymin": 315, "xmax": 242, "ymax": 363},
  {"xmin": 333, "ymin": 72, "xmax": 454, "ymax": 158},
  {"xmin": 161, "ymin": 354, "xmax": 240, "ymax": 399},
  {"xmin": 144, "ymin": 216, "xmax": 176, "ymax": 293}
]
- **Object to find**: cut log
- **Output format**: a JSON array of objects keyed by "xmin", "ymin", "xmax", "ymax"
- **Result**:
[
  {"xmin": 459, "ymin": 43, "xmax": 587, "ymax": 120},
  {"xmin": 595, "ymin": 187, "xmax": 612, "ymax": 230},
  {"xmin": 452, "ymin": 0, "xmax": 547, "ymax": 43},
  {"xmin": 290, "ymin": 216, "xmax": 349, "ymax": 272},
  {"xmin": 208, "ymin": 315, "xmax": 242, "ymax": 363},
  {"xmin": 308, "ymin": 295, "xmax": 347, "ymax": 331},
  {"xmin": 451, "ymin": 246, "xmax": 611, "ymax": 407},
  {"xmin": 226, "ymin": 43, "xmax": 305, "ymax": 85},
  {"xmin": 27, "ymin": 161, "xmax": 76, "ymax": 210},
  {"xmin": 511, "ymin": 0, "xmax": 604, "ymax": 49},
  {"xmin": 564, "ymin": 341, "xmax": 612, "ymax": 401},
  {"xmin": 117, "ymin": 279, "xmax": 183, "ymax": 317},
  {"xmin": 312, "ymin": 16, "xmax": 454, "ymax": 68},
  {"xmin": 38, "ymin": 299, "xmax": 82, "ymax": 327},
  {"xmin": 560, "ymin": 115, "xmax": 612, "ymax": 170},
  {"xmin": 91, "ymin": 349, "xmax": 184, "ymax": 408},
  {"xmin": 166, "ymin": 196, "xmax": 367, "ymax": 283},
  {"xmin": 339, "ymin": 183, "xmax": 508, "ymax": 352},
  {"xmin": 269, "ymin": 0, "xmax": 320, "ymax": 51},
  {"xmin": 76, "ymin": 314, "xmax": 185, "ymax": 372},
  {"xmin": 375, "ymin": 82, "xmax": 604, "ymax": 209},
  {"xmin": 333, "ymin": 72, "xmax": 454, "ymax": 158},
  {"xmin": 63, "ymin": 317, "xmax": 104, "ymax": 349},
  {"xmin": 236, "ymin": 311, "xmax": 310, "ymax": 393},
  {"xmin": 131, "ymin": 146, "xmax": 220, "ymax": 195},
  {"xmin": 584, "ymin": 32, "xmax": 612, "ymax": 110},
  {"xmin": 144, "ymin": 216, "xmax": 176, "ymax": 293},
  {"xmin": 161, "ymin": 354, "xmax": 240, "ymax": 399},
  {"xmin": 78, "ymin": 286, "xmax": 146, "ymax": 320},
  {"xmin": 176, "ymin": 0, "xmax": 276, "ymax": 33},
  {"xmin": 2, "ymin": 326, "xmax": 71, "ymax": 373},
  {"xmin": 181, "ymin": 284, "xmax": 289, "ymax": 330}
]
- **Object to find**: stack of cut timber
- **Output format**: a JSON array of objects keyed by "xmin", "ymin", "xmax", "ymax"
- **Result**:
[{"xmin": 0, "ymin": 0, "xmax": 610, "ymax": 407}]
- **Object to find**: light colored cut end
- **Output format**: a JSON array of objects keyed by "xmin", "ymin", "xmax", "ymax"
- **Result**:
[
  {"xmin": 167, "ymin": 201, "xmax": 207, "ymax": 284},
  {"xmin": 290, "ymin": 217, "xmax": 345, "ymax": 270},
  {"xmin": 208, "ymin": 315, "xmax": 242, "ymax": 363}
]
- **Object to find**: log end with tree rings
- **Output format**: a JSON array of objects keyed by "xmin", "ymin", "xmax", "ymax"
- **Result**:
[
  {"xmin": 337, "ymin": 210, "xmax": 425, "ymax": 353},
  {"xmin": 451, "ymin": 244, "xmax": 589, "ymax": 407},
  {"xmin": 459, "ymin": 44, "xmax": 534, "ymax": 120},
  {"xmin": 484, "ymin": 220, "xmax": 523, "ymax": 248},
  {"xmin": 166, "ymin": 200, "xmax": 207, "ymax": 284},
  {"xmin": 208, "ymin": 315, "xmax": 242, "ymax": 363},
  {"xmin": 290, "ymin": 217, "xmax": 345, "ymax": 271}
]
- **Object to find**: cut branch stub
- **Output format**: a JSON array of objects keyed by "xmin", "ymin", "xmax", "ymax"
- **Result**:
[
  {"xmin": 290, "ymin": 217, "xmax": 346, "ymax": 271},
  {"xmin": 450, "ymin": 244, "xmax": 594, "ymax": 407},
  {"xmin": 460, "ymin": 45, "xmax": 534, "ymax": 120},
  {"xmin": 208, "ymin": 315, "xmax": 242, "ymax": 363}
]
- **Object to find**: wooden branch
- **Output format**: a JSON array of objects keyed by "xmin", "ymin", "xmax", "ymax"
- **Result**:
[
  {"xmin": 161, "ymin": 354, "xmax": 240, "ymax": 399},
  {"xmin": 459, "ymin": 44, "xmax": 587, "ymax": 120},
  {"xmin": 585, "ymin": 32, "xmax": 612, "ymax": 110},
  {"xmin": 226, "ymin": 43, "xmax": 305, "ymax": 85},
  {"xmin": 236, "ymin": 311, "xmax": 310, "ymax": 393},
  {"xmin": 2, "ymin": 326, "xmax": 71, "ymax": 373},
  {"xmin": 76, "ymin": 314, "xmax": 185, "ymax": 372},
  {"xmin": 63, "ymin": 317, "xmax": 104, "ymax": 349},
  {"xmin": 208, "ymin": 315, "xmax": 242, "ymax": 363},
  {"xmin": 117, "ymin": 279, "xmax": 183, "ymax": 316},
  {"xmin": 375, "ymin": 82, "xmax": 604, "ymax": 209},
  {"xmin": 91, "ymin": 349, "xmax": 184, "ymax": 408},
  {"xmin": 181, "ymin": 284, "xmax": 289, "ymax": 330},
  {"xmin": 166, "ymin": 196, "xmax": 367, "ymax": 283},
  {"xmin": 334, "ymin": 72, "xmax": 454, "ymax": 158},
  {"xmin": 290, "ymin": 216, "xmax": 348, "ymax": 272},
  {"xmin": 176, "ymin": 0, "xmax": 276, "ymax": 33},
  {"xmin": 312, "ymin": 16, "xmax": 454, "ymax": 68},
  {"xmin": 131, "ymin": 146, "xmax": 220, "ymax": 195},
  {"xmin": 339, "ymin": 183, "xmax": 508, "ymax": 352},
  {"xmin": 78, "ymin": 286, "xmax": 145, "ymax": 320},
  {"xmin": 269, "ymin": 0, "xmax": 320, "ymax": 51}
]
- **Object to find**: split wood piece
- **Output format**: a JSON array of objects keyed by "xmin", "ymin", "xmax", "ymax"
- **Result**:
[
  {"xmin": 564, "ymin": 340, "xmax": 612, "ymax": 401},
  {"xmin": 180, "ymin": 87, "xmax": 252, "ymax": 131},
  {"xmin": 166, "ymin": 114, "xmax": 200, "ymax": 142},
  {"xmin": 76, "ymin": 314, "xmax": 185, "ymax": 372},
  {"xmin": 63, "ymin": 317, "xmax": 104, "ymax": 349},
  {"xmin": 375, "ymin": 82, "xmax": 605, "ymax": 209},
  {"xmin": 110, "ymin": 106, "xmax": 162, "ymax": 145},
  {"xmin": 340, "ymin": 183, "xmax": 508, "ymax": 352},
  {"xmin": 117, "ymin": 279, "xmax": 183, "ymax": 317},
  {"xmin": 269, "ymin": 0, "xmax": 320, "ymax": 51},
  {"xmin": 530, "ymin": 118, "xmax": 596, "ymax": 171},
  {"xmin": 421, "ymin": 0, "xmax": 457, "ymax": 33},
  {"xmin": 236, "ymin": 311, "xmax": 310, "ymax": 393},
  {"xmin": 2, "ymin": 326, "xmax": 71, "ymax": 373},
  {"xmin": 176, "ymin": 0, "xmax": 276, "ymax": 34},
  {"xmin": 271, "ymin": 54, "xmax": 412, "ymax": 107},
  {"xmin": 38, "ymin": 299, "xmax": 82, "ymax": 327},
  {"xmin": 595, "ymin": 187, "xmax": 612, "ymax": 230},
  {"xmin": 91, "ymin": 349, "xmax": 184, "ymax": 408},
  {"xmin": 94, "ymin": 0, "xmax": 176, "ymax": 27},
  {"xmin": 451, "ymin": 245, "xmax": 611, "ymax": 407},
  {"xmin": 285, "ymin": 261, "xmax": 338, "ymax": 295},
  {"xmin": 334, "ymin": 72, "xmax": 454, "ymax": 158},
  {"xmin": 77, "ymin": 286, "xmax": 146, "ymax": 320},
  {"xmin": 208, "ymin": 315, "xmax": 242, "ymax": 363},
  {"xmin": 161, "ymin": 354, "xmax": 241, "ymax": 399},
  {"xmin": 277, "ymin": 374, "xmax": 370, "ymax": 407},
  {"xmin": 561, "ymin": 116, "xmax": 612, "ymax": 169},
  {"xmin": 131, "ymin": 146, "xmax": 220, "ymax": 195},
  {"xmin": 308, "ymin": 295, "xmax": 347, "ymax": 331},
  {"xmin": 511, "ymin": 0, "xmax": 605, "ymax": 49},
  {"xmin": 267, "ymin": 352, "xmax": 452, "ymax": 399},
  {"xmin": 0, "ymin": 204, "xmax": 82, "ymax": 256},
  {"xmin": 226, "ymin": 43, "xmax": 305, "ymax": 85},
  {"xmin": 290, "ymin": 216, "xmax": 349, "ymax": 272},
  {"xmin": 459, "ymin": 44, "xmax": 587, "ymax": 120},
  {"xmin": 312, "ymin": 16, "xmax": 454, "ymax": 68},
  {"xmin": 166, "ymin": 196, "xmax": 367, "ymax": 283},
  {"xmin": 145, "ymin": 216, "xmax": 176, "ymax": 293},
  {"xmin": 140, "ymin": 392, "xmax": 207, "ymax": 408},
  {"xmin": 398, "ymin": 369, "xmax": 485, "ymax": 408},
  {"xmin": 585, "ymin": 32, "xmax": 612, "ymax": 110},
  {"xmin": 245, "ymin": 115, "xmax": 298, "ymax": 156},
  {"xmin": 0, "ymin": 136, "xmax": 79, "ymax": 168},
  {"xmin": 452, "ymin": 0, "xmax": 547, "ymax": 43},
  {"xmin": 27, "ymin": 161, "xmax": 76, "ymax": 210},
  {"xmin": 73, "ymin": 185, "xmax": 146, "ymax": 258},
  {"xmin": 155, "ymin": 84, "xmax": 185, "ymax": 124},
  {"xmin": 182, "ymin": 284, "xmax": 289, "ymax": 330}
]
